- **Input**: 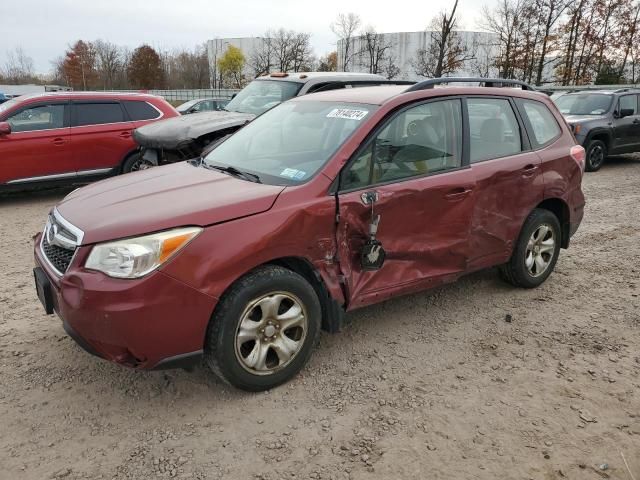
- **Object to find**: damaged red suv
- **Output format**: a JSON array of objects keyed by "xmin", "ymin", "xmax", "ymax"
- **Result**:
[{"xmin": 33, "ymin": 78, "xmax": 585, "ymax": 391}]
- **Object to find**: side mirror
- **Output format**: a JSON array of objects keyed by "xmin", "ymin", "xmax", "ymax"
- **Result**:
[
  {"xmin": 231, "ymin": 93, "xmax": 238, "ymax": 99},
  {"xmin": 0, "ymin": 122, "xmax": 11, "ymax": 135},
  {"xmin": 619, "ymin": 108, "xmax": 635, "ymax": 118}
]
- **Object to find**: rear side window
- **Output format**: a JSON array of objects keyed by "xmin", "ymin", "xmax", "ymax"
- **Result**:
[
  {"xmin": 74, "ymin": 102, "xmax": 125, "ymax": 126},
  {"xmin": 520, "ymin": 100, "xmax": 561, "ymax": 147},
  {"xmin": 122, "ymin": 100, "xmax": 161, "ymax": 121},
  {"xmin": 7, "ymin": 104, "xmax": 65, "ymax": 132},
  {"xmin": 468, "ymin": 98, "xmax": 522, "ymax": 163}
]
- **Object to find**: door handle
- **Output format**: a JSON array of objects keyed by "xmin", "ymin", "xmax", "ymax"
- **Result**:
[
  {"xmin": 119, "ymin": 131, "xmax": 132, "ymax": 138},
  {"xmin": 522, "ymin": 164, "xmax": 539, "ymax": 177},
  {"xmin": 51, "ymin": 137, "xmax": 65, "ymax": 146},
  {"xmin": 633, "ymin": 119, "xmax": 640, "ymax": 124},
  {"xmin": 444, "ymin": 187, "xmax": 472, "ymax": 200}
]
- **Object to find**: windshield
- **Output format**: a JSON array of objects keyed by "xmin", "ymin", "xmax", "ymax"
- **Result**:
[
  {"xmin": 203, "ymin": 100, "xmax": 376, "ymax": 185},
  {"xmin": 177, "ymin": 99, "xmax": 198, "ymax": 112},
  {"xmin": 555, "ymin": 94, "xmax": 613, "ymax": 115},
  {"xmin": 225, "ymin": 80, "xmax": 302, "ymax": 115}
]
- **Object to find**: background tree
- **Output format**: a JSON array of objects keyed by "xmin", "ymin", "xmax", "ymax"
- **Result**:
[
  {"xmin": 480, "ymin": 0, "xmax": 525, "ymax": 79},
  {"xmin": 413, "ymin": 0, "xmax": 475, "ymax": 78},
  {"xmin": 382, "ymin": 57, "xmax": 401, "ymax": 79},
  {"xmin": 317, "ymin": 51, "xmax": 338, "ymax": 72},
  {"xmin": 217, "ymin": 45, "xmax": 245, "ymax": 88},
  {"xmin": 62, "ymin": 40, "xmax": 97, "ymax": 90},
  {"xmin": 250, "ymin": 37, "xmax": 275, "ymax": 77},
  {"xmin": 163, "ymin": 44, "xmax": 210, "ymax": 88},
  {"xmin": 94, "ymin": 40, "xmax": 123, "ymax": 89},
  {"xmin": 361, "ymin": 27, "xmax": 393, "ymax": 74},
  {"xmin": 1, "ymin": 46, "xmax": 36, "ymax": 84},
  {"xmin": 331, "ymin": 13, "xmax": 362, "ymax": 71},
  {"xmin": 128, "ymin": 44, "xmax": 164, "ymax": 89}
]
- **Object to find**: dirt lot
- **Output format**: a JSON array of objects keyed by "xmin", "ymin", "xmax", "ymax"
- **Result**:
[{"xmin": 1, "ymin": 156, "xmax": 639, "ymax": 480}]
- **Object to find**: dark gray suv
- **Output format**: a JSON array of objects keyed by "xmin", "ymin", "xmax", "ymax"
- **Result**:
[{"xmin": 555, "ymin": 89, "xmax": 640, "ymax": 171}]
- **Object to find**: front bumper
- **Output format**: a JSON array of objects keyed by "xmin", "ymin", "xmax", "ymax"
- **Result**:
[{"xmin": 34, "ymin": 233, "xmax": 217, "ymax": 369}]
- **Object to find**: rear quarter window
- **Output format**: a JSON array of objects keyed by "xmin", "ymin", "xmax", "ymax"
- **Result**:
[
  {"xmin": 74, "ymin": 102, "xmax": 125, "ymax": 126},
  {"xmin": 518, "ymin": 99, "xmax": 561, "ymax": 147},
  {"xmin": 122, "ymin": 100, "xmax": 162, "ymax": 121}
]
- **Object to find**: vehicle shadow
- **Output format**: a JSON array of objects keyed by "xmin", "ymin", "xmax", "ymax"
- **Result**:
[
  {"xmin": 0, "ymin": 186, "xmax": 75, "ymax": 206},
  {"xmin": 53, "ymin": 266, "xmax": 506, "ymax": 402}
]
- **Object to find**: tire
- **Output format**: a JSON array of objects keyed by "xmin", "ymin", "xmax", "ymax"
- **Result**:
[
  {"xmin": 204, "ymin": 265, "xmax": 321, "ymax": 391},
  {"xmin": 500, "ymin": 209, "xmax": 562, "ymax": 289},
  {"xmin": 585, "ymin": 139, "xmax": 607, "ymax": 172},
  {"xmin": 122, "ymin": 152, "xmax": 156, "ymax": 174}
]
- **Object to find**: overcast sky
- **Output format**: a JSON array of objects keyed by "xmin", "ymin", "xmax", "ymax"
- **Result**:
[{"xmin": 1, "ymin": 0, "xmax": 487, "ymax": 75}]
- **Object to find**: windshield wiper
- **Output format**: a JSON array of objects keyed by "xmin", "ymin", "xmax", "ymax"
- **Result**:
[{"xmin": 205, "ymin": 163, "xmax": 261, "ymax": 183}]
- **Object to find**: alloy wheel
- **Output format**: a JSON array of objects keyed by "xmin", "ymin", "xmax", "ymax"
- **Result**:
[
  {"xmin": 234, "ymin": 292, "xmax": 308, "ymax": 375},
  {"xmin": 525, "ymin": 224, "xmax": 556, "ymax": 277},
  {"xmin": 588, "ymin": 144, "xmax": 604, "ymax": 169},
  {"xmin": 129, "ymin": 157, "xmax": 156, "ymax": 171}
]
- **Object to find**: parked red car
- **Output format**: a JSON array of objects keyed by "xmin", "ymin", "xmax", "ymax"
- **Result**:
[
  {"xmin": 0, "ymin": 92, "xmax": 178, "ymax": 190},
  {"xmin": 33, "ymin": 78, "xmax": 585, "ymax": 391}
]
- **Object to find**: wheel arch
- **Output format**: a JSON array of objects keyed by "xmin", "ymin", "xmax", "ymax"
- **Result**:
[
  {"xmin": 119, "ymin": 149, "xmax": 142, "ymax": 174},
  {"xmin": 536, "ymin": 198, "xmax": 571, "ymax": 248},
  {"xmin": 586, "ymin": 129, "xmax": 611, "ymax": 149},
  {"xmin": 208, "ymin": 256, "xmax": 346, "ymax": 336}
]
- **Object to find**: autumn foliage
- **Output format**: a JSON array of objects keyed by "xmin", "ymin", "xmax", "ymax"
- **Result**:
[{"xmin": 127, "ymin": 45, "xmax": 165, "ymax": 89}]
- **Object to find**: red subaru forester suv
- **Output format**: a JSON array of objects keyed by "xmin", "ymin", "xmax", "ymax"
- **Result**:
[
  {"xmin": 33, "ymin": 78, "xmax": 585, "ymax": 391},
  {"xmin": 0, "ymin": 92, "xmax": 177, "ymax": 190}
]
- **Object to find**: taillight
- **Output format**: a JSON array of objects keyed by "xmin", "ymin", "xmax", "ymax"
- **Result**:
[{"xmin": 570, "ymin": 145, "xmax": 586, "ymax": 172}]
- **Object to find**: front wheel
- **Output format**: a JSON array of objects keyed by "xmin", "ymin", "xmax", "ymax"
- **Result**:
[
  {"xmin": 585, "ymin": 139, "xmax": 607, "ymax": 172},
  {"xmin": 500, "ymin": 209, "xmax": 561, "ymax": 288},
  {"xmin": 204, "ymin": 266, "xmax": 321, "ymax": 391}
]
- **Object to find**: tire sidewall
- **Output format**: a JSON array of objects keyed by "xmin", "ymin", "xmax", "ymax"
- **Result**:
[
  {"xmin": 122, "ymin": 153, "xmax": 141, "ymax": 174},
  {"xmin": 585, "ymin": 139, "xmax": 606, "ymax": 172},
  {"xmin": 206, "ymin": 268, "xmax": 321, "ymax": 391},
  {"xmin": 512, "ymin": 210, "xmax": 562, "ymax": 288}
]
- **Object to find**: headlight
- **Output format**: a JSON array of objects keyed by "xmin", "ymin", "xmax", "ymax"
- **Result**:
[{"xmin": 85, "ymin": 227, "xmax": 202, "ymax": 278}]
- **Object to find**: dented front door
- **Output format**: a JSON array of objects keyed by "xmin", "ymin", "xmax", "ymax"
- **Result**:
[{"xmin": 336, "ymin": 170, "xmax": 476, "ymax": 310}]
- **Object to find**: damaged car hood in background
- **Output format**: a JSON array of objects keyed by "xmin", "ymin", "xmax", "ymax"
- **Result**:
[{"xmin": 133, "ymin": 111, "xmax": 255, "ymax": 149}]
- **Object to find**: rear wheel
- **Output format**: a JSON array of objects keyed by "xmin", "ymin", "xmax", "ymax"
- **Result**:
[
  {"xmin": 500, "ymin": 209, "xmax": 561, "ymax": 288},
  {"xmin": 122, "ymin": 152, "xmax": 156, "ymax": 174},
  {"xmin": 204, "ymin": 266, "xmax": 321, "ymax": 391},
  {"xmin": 585, "ymin": 139, "xmax": 607, "ymax": 172}
]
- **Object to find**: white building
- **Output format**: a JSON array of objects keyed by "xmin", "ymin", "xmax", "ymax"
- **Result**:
[{"xmin": 337, "ymin": 31, "xmax": 499, "ymax": 81}]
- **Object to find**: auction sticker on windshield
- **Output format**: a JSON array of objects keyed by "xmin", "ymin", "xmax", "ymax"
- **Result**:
[
  {"xmin": 280, "ymin": 168, "xmax": 307, "ymax": 180},
  {"xmin": 327, "ymin": 108, "xmax": 369, "ymax": 121}
]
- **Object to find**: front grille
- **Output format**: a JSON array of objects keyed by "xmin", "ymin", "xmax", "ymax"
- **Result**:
[
  {"xmin": 40, "ymin": 210, "xmax": 82, "ymax": 275},
  {"xmin": 42, "ymin": 234, "xmax": 76, "ymax": 274}
]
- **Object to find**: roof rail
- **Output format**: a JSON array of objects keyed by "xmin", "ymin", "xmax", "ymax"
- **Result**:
[
  {"xmin": 614, "ymin": 87, "xmax": 640, "ymax": 93},
  {"xmin": 405, "ymin": 77, "xmax": 536, "ymax": 92}
]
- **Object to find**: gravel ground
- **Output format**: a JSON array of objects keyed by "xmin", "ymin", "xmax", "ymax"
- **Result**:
[{"xmin": 1, "ymin": 155, "xmax": 639, "ymax": 480}]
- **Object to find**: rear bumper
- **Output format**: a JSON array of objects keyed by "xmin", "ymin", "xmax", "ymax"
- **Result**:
[{"xmin": 34, "ymin": 233, "xmax": 216, "ymax": 369}]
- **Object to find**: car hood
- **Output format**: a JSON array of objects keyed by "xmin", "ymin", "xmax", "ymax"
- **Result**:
[
  {"xmin": 57, "ymin": 162, "xmax": 285, "ymax": 245},
  {"xmin": 133, "ymin": 110, "xmax": 255, "ymax": 149}
]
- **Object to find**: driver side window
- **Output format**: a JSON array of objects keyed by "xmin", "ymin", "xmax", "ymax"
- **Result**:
[
  {"xmin": 7, "ymin": 104, "xmax": 65, "ymax": 133},
  {"xmin": 341, "ymin": 99, "xmax": 463, "ymax": 190}
]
